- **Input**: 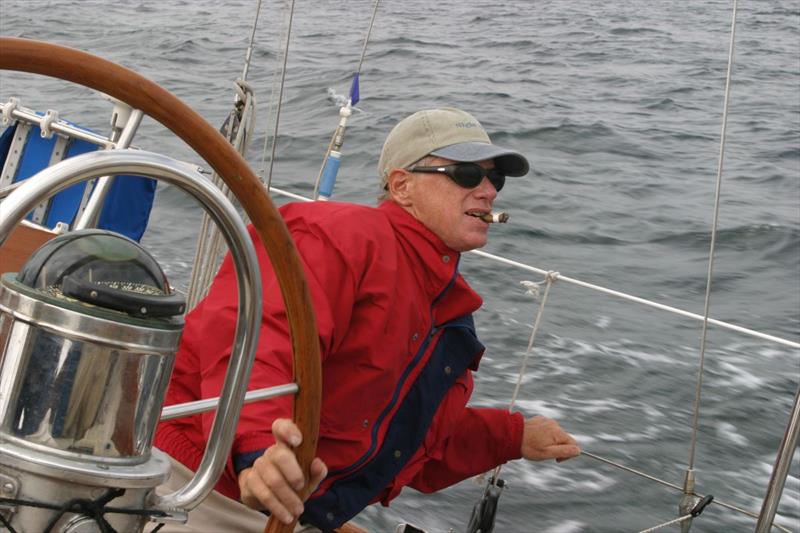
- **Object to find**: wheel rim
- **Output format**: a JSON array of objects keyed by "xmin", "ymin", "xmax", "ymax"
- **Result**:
[{"xmin": 0, "ymin": 37, "xmax": 322, "ymax": 533}]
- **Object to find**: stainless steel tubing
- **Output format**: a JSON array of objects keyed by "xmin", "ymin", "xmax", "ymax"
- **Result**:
[
  {"xmin": 0, "ymin": 149, "xmax": 263, "ymax": 512},
  {"xmin": 73, "ymin": 108, "xmax": 144, "ymax": 230},
  {"xmin": 0, "ymin": 102, "xmax": 116, "ymax": 149},
  {"xmin": 161, "ymin": 384, "xmax": 299, "ymax": 421},
  {"xmin": 754, "ymin": 385, "xmax": 800, "ymax": 533}
]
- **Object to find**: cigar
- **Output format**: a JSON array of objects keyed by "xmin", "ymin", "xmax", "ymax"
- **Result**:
[{"xmin": 479, "ymin": 212, "xmax": 509, "ymax": 223}]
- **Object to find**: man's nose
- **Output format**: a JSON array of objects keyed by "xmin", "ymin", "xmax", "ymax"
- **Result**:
[{"xmin": 475, "ymin": 176, "xmax": 498, "ymax": 200}]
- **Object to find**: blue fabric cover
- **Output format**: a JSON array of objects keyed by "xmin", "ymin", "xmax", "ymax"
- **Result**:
[{"xmin": 0, "ymin": 122, "xmax": 156, "ymax": 242}]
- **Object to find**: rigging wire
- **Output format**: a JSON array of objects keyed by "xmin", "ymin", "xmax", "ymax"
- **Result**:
[
  {"xmin": 183, "ymin": 183, "xmax": 794, "ymax": 531},
  {"xmin": 579, "ymin": 451, "xmax": 794, "ymax": 533},
  {"xmin": 469, "ymin": 249, "xmax": 799, "ymax": 349},
  {"xmin": 189, "ymin": 1, "xmax": 784, "ymax": 527},
  {"xmin": 312, "ymin": 0, "xmax": 381, "ymax": 200},
  {"xmin": 507, "ymin": 276, "xmax": 557, "ymax": 415},
  {"xmin": 355, "ymin": 0, "xmax": 380, "ymax": 78},
  {"xmin": 487, "ymin": 275, "xmax": 557, "ymax": 482},
  {"xmin": 676, "ymin": 3, "xmax": 739, "ymax": 530},
  {"xmin": 240, "ymin": 0, "xmax": 263, "ymax": 84},
  {"xmin": 686, "ymin": 0, "xmax": 739, "ymax": 474},
  {"xmin": 259, "ymin": 0, "xmax": 296, "ymax": 192},
  {"xmin": 465, "ymin": 274, "xmax": 557, "ymax": 533},
  {"xmin": 492, "ymin": 273, "xmax": 557, "ymax": 483},
  {"xmin": 186, "ymin": 0, "xmax": 262, "ymax": 309},
  {"xmin": 187, "ymin": 81, "xmax": 256, "ymax": 309}
]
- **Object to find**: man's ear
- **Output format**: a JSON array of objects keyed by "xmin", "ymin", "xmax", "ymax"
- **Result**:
[{"xmin": 387, "ymin": 168, "xmax": 413, "ymax": 206}]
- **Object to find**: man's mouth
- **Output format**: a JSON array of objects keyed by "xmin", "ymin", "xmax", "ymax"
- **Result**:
[
  {"xmin": 466, "ymin": 210, "xmax": 509, "ymax": 223},
  {"xmin": 465, "ymin": 209, "xmax": 489, "ymax": 220}
]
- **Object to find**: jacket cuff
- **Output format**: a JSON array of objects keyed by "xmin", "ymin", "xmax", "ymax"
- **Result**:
[
  {"xmin": 232, "ymin": 431, "xmax": 276, "ymax": 473},
  {"xmin": 502, "ymin": 411, "xmax": 525, "ymax": 462},
  {"xmin": 234, "ymin": 449, "xmax": 266, "ymax": 474}
]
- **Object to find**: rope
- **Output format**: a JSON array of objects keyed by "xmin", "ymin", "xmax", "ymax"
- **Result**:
[
  {"xmin": 638, "ymin": 514, "xmax": 693, "ymax": 533},
  {"xmin": 508, "ymin": 273, "xmax": 559, "ymax": 412},
  {"xmin": 185, "ymin": 0, "xmax": 264, "ymax": 309},
  {"xmin": 42, "ymin": 488, "xmax": 122, "ymax": 533},
  {"xmin": 490, "ymin": 272, "xmax": 558, "ymax": 484},
  {"xmin": 637, "ymin": 496, "xmax": 714, "ymax": 533},
  {"xmin": 0, "ymin": 489, "xmax": 169, "ymax": 533},
  {"xmin": 638, "ymin": 514, "xmax": 694, "ymax": 533},
  {"xmin": 465, "ymin": 273, "xmax": 556, "ymax": 532},
  {"xmin": 0, "ymin": 512, "xmax": 15, "ymax": 533},
  {"xmin": 186, "ymin": 80, "xmax": 256, "ymax": 309}
]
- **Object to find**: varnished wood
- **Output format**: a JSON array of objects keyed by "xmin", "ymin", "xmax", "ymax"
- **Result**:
[
  {"xmin": 0, "ymin": 220, "xmax": 56, "ymax": 274},
  {"xmin": 0, "ymin": 37, "xmax": 322, "ymax": 533}
]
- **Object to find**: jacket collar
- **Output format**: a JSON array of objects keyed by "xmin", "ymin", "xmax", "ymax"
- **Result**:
[{"xmin": 379, "ymin": 201, "xmax": 483, "ymax": 324}]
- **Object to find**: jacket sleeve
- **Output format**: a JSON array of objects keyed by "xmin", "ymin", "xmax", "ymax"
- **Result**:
[
  {"xmin": 193, "ymin": 223, "xmax": 356, "ymax": 473},
  {"xmin": 409, "ymin": 407, "xmax": 524, "ymax": 493}
]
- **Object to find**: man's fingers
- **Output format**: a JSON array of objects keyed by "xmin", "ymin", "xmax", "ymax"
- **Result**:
[
  {"xmin": 551, "ymin": 431, "xmax": 578, "ymax": 448},
  {"xmin": 521, "ymin": 416, "xmax": 581, "ymax": 462},
  {"xmin": 239, "ymin": 445, "xmax": 329, "ymax": 525},
  {"xmin": 272, "ymin": 418, "xmax": 302, "ymax": 447},
  {"xmin": 547, "ymin": 444, "xmax": 581, "ymax": 461},
  {"xmin": 249, "ymin": 452, "xmax": 306, "ymax": 522},
  {"xmin": 309, "ymin": 457, "xmax": 328, "ymax": 490},
  {"xmin": 246, "ymin": 466, "xmax": 303, "ymax": 524},
  {"xmin": 264, "ymin": 444, "xmax": 306, "ymax": 491}
]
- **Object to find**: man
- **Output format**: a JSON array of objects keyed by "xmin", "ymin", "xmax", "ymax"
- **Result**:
[{"xmin": 156, "ymin": 107, "xmax": 580, "ymax": 531}]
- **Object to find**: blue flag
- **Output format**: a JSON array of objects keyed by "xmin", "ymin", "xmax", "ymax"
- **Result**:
[{"xmin": 349, "ymin": 73, "xmax": 360, "ymax": 106}]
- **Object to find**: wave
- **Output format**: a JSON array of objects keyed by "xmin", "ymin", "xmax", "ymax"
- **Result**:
[
  {"xmin": 512, "ymin": 226, "xmax": 629, "ymax": 246},
  {"xmin": 515, "ymin": 121, "xmax": 659, "ymax": 159},
  {"xmin": 609, "ymin": 27, "xmax": 669, "ymax": 36},
  {"xmin": 648, "ymin": 223, "xmax": 799, "ymax": 256}
]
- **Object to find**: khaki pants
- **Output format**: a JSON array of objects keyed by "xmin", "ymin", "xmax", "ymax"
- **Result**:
[{"xmin": 146, "ymin": 457, "xmax": 320, "ymax": 533}]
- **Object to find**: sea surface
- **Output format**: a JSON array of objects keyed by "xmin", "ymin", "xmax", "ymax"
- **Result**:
[{"xmin": 1, "ymin": 1, "xmax": 799, "ymax": 532}]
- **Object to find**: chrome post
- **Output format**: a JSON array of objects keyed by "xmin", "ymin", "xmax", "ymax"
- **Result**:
[
  {"xmin": 160, "ymin": 384, "xmax": 299, "ymax": 421},
  {"xmin": 679, "ymin": 469, "xmax": 697, "ymax": 533},
  {"xmin": 755, "ymin": 385, "xmax": 800, "ymax": 533},
  {"xmin": 73, "ymin": 108, "xmax": 144, "ymax": 230}
]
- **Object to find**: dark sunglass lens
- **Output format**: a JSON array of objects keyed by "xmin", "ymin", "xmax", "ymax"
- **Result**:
[
  {"xmin": 490, "ymin": 173, "xmax": 505, "ymax": 192},
  {"xmin": 451, "ymin": 164, "xmax": 484, "ymax": 187}
]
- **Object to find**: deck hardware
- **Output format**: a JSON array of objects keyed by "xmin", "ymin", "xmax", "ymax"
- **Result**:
[
  {"xmin": 39, "ymin": 109, "xmax": 59, "ymax": 139},
  {"xmin": 2, "ymin": 97, "xmax": 19, "ymax": 125}
]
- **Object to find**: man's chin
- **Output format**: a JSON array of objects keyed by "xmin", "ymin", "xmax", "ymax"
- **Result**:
[{"xmin": 453, "ymin": 235, "xmax": 488, "ymax": 252}]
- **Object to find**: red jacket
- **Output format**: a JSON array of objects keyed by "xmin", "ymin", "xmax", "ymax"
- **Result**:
[{"xmin": 156, "ymin": 200, "xmax": 523, "ymax": 528}]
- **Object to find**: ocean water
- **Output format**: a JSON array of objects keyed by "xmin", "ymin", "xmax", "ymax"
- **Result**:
[{"xmin": 1, "ymin": 1, "xmax": 799, "ymax": 532}]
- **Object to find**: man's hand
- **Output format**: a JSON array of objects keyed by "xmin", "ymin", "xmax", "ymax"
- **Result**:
[
  {"xmin": 238, "ymin": 418, "xmax": 328, "ymax": 525},
  {"xmin": 521, "ymin": 416, "xmax": 580, "ymax": 462}
]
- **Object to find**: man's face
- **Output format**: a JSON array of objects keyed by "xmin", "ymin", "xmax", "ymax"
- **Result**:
[{"xmin": 402, "ymin": 157, "xmax": 499, "ymax": 252}]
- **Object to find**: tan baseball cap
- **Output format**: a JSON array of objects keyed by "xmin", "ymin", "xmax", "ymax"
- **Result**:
[{"xmin": 377, "ymin": 107, "xmax": 529, "ymax": 189}]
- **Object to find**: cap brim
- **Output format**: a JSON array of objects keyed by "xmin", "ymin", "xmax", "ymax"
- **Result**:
[{"xmin": 430, "ymin": 142, "xmax": 530, "ymax": 177}]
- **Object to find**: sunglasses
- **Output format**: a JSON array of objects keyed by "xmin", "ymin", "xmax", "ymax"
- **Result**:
[{"xmin": 409, "ymin": 163, "xmax": 506, "ymax": 192}]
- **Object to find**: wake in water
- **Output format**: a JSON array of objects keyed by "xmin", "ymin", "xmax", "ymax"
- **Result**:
[{"xmin": 325, "ymin": 87, "xmax": 366, "ymax": 113}]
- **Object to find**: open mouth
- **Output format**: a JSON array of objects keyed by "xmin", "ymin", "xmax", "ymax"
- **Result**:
[{"xmin": 465, "ymin": 210, "xmax": 489, "ymax": 220}]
